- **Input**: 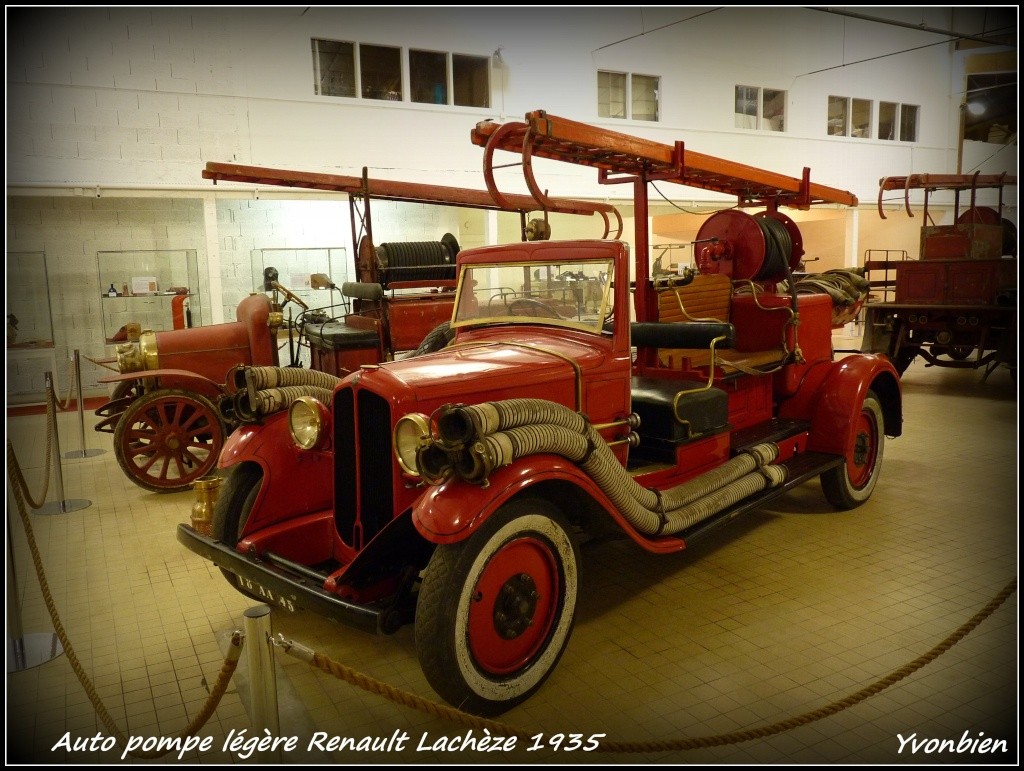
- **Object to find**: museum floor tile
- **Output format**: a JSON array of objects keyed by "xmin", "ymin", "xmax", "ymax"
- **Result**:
[{"xmin": 5, "ymin": 338, "xmax": 1018, "ymax": 765}]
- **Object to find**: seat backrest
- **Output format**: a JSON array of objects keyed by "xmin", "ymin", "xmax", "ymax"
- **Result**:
[
  {"xmin": 657, "ymin": 273, "xmax": 732, "ymax": 323},
  {"xmin": 653, "ymin": 273, "xmax": 733, "ymax": 370}
]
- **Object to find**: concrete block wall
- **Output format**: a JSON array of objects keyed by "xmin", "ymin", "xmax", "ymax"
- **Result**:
[
  {"xmin": 7, "ymin": 8, "xmax": 245, "ymax": 186},
  {"xmin": 6, "ymin": 196, "xmax": 207, "ymax": 399}
]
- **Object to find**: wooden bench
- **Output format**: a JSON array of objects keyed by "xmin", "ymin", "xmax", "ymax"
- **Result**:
[{"xmin": 653, "ymin": 274, "xmax": 792, "ymax": 374}]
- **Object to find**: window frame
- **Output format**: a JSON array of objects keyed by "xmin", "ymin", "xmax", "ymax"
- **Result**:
[
  {"xmin": 735, "ymin": 84, "xmax": 786, "ymax": 132},
  {"xmin": 878, "ymin": 100, "xmax": 920, "ymax": 143},
  {"xmin": 598, "ymin": 69, "xmax": 661, "ymax": 122},
  {"xmin": 312, "ymin": 37, "xmax": 490, "ymax": 109}
]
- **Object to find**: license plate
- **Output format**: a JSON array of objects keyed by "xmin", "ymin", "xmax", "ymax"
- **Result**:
[{"xmin": 235, "ymin": 574, "xmax": 297, "ymax": 612}]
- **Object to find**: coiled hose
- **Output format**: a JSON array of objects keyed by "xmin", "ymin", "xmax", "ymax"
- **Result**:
[
  {"xmin": 233, "ymin": 385, "xmax": 336, "ymax": 423},
  {"xmin": 233, "ymin": 365, "xmax": 342, "ymax": 393},
  {"xmin": 429, "ymin": 399, "xmax": 786, "ymax": 537},
  {"xmin": 220, "ymin": 366, "xmax": 342, "ymax": 424}
]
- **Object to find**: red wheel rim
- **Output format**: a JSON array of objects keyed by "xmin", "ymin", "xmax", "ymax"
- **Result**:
[
  {"xmin": 468, "ymin": 536, "xmax": 559, "ymax": 675},
  {"xmin": 119, "ymin": 396, "xmax": 222, "ymax": 489},
  {"xmin": 847, "ymin": 405, "xmax": 878, "ymax": 489}
]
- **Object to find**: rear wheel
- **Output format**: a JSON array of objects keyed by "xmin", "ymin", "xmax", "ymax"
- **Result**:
[
  {"xmin": 113, "ymin": 389, "xmax": 224, "ymax": 493},
  {"xmin": 415, "ymin": 497, "xmax": 579, "ymax": 716},
  {"xmin": 821, "ymin": 391, "xmax": 884, "ymax": 509}
]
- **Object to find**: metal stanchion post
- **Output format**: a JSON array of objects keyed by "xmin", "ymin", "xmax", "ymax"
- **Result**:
[
  {"xmin": 64, "ymin": 350, "xmax": 105, "ymax": 459},
  {"xmin": 6, "ymin": 496, "xmax": 64, "ymax": 672},
  {"xmin": 243, "ymin": 605, "xmax": 281, "ymax": 763},
  {"xmin": 35, "ymin": 372, "xmax": 91, "ymax": 515}
]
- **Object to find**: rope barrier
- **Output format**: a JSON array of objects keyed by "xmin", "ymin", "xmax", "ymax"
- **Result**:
[
  {"xmin": 6, "ymin": 389, "xmax": 246, "ymax": 760},
  {"xmin": 279, "ymin": 576, "xmax": 1016, "ymax": 753},
  {"xmin": 54, "ymin": 357, "xmax": 77, "ymax": 412},
  {"xmin": 5, "ymin": 382, "xmax": 1017, "ymax": 757},
  {"xmin": 7, "ymin": 385, "xmax": 58, "ymax": 509}
]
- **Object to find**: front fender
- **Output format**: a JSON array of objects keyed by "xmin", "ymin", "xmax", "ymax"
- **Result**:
[
  {"xmin": 412, "ymin": 454, "xmax": 609, "ymax": 544},
  {"xmin": 411, "ymin": 454, "xmax": 688, "ymax": 554},
  {"xmin": 99, "ymin": 368, "xmax": 224, "ymax": 401},
  {"xmin": 220, "ymin": 411, "xmax": 334, "ymax": 531},
  {"xmin": 779, "ymin": 353, "xmax": 902, "ymax": 457}
]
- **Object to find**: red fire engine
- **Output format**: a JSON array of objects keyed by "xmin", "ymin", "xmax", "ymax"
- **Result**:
[
  {"xmin": 861, "ymin": 172, "xmax": 1016, "ymax": 380},
  {"xmin": 178, "ymin": 110, "xmax": 902, "ymax": 716}
]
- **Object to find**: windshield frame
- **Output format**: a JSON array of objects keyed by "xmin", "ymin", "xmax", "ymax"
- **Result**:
[{"xmin": 451, "ymin": 257, "xmax": 615, "ymax": 335}]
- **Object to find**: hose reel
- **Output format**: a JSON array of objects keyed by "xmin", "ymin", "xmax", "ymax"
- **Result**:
[
  {"xmin": 695, "ymin": 210, "xmax": 804, "ymax": 282},
  {"xmin": 361, "ymin": 232, "xmax": 460, "ymax": 286}
]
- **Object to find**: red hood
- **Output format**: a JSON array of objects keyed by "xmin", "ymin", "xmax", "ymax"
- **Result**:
[{"xmin": 357, "ymin": 328, "xmax": 614, "ymax": 409}]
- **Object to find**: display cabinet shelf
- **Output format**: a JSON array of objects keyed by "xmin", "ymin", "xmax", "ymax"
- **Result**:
[{"xmin": 97, "ymin": 249, "xmax": 201, "ymax": 343}]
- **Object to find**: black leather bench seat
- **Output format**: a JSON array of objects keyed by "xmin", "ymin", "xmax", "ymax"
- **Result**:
[
  {"xmin": 304, "ymin": 321, "xmax": 380, "ymax": 351},
  {"xmin": 630, "ymin": 376, "xmax": 729, "ymax": 442}
]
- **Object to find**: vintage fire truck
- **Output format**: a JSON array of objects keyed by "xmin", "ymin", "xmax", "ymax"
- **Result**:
[
  {"xmin": 860, "ymin": 172, "xmax": 1017, "ymax": 379},
  {"xmin": 94, "ymin": 289, "xmax": 303, "ymax": 493},
  {"xmin": 178, "ymin": 110, "xmax": 902, "ymax": 717},
  {"xmin": 96, "ymin": 168, "xmax": 616, "ymax": 493}
]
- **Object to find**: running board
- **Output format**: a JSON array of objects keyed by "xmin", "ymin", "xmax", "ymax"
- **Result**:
[
  {"xmin": 677, "ymin": 451, "xmax": 845, "ymax": 544},
  {"xmin": 731, "ymin": 418, "xmax": 810, "ymax": 451}
]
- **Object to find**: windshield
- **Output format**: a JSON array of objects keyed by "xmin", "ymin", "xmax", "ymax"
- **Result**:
[{"xmin": 452, "ymin": 259, "xmax": 614, "ymax": 334}]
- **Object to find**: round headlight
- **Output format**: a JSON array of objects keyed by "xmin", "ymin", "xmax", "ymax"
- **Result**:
[
  {"xmin": 289, "ymin": 396, "xmax": 326, "ymax": 450},
  {"xmin": 393, "ymin": 413, "xmax": 432, "ymax": 476}
]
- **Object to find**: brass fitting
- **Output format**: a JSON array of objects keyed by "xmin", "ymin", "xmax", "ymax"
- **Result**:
[{"xmin": 190, "ymin": 476, "xmax": 223, "ymax": 536}]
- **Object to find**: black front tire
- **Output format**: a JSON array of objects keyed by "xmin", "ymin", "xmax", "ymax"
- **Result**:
[
  {"xmin": 211, "ymin": 462, "xmax": 263, "ymax": 598},
  {"xmin": 414, "ymin": 497, "xmax": 579, "ymax": 717}
]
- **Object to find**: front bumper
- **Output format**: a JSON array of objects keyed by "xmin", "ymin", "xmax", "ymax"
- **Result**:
[{"xmin": 176, "ymin": 524, "xmax": 387, "ymax": 634}]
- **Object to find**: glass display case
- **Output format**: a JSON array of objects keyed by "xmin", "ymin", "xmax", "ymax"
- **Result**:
[
  {"xmin": 97, "ymin": 249, "xmax": 201, "ymax": 343},
  {"xmin": 7, "ymin": 250, "xmax": 57, "ymax": 402},
  {"xmin": 250, "ymin": 246, "xmax": 349, "ymax": 317}
]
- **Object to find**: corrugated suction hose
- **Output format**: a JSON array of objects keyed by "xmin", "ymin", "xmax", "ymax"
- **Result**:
[{"xmin": 431, "ymin": 398, "xmax": 786, "ymax": 537}]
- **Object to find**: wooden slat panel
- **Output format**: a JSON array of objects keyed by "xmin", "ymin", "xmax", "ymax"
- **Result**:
[{"xmin": 656, "ymin": 274, "xmax": 732, "ymax": 322}]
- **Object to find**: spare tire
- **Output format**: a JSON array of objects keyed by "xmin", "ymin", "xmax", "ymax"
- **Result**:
[{"xmin": 411, "ymin": 322, "xmax": 455, "ymax": 357}]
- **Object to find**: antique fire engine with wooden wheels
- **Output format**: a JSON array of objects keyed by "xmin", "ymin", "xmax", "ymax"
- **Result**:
[
  {"xmin": 820, "ymin": 390, "xmax": 885, "ymax": 509},
  {"xmin": 113, "ymin": 389, "xmax": 225, "ymax": 493},
  {"xmin": 415, "ymin": 497, "xmax": 580, "ymax": 717}
]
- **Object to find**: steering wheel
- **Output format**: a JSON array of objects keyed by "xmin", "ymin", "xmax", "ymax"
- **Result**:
[
  {"xmin": 271, "ymin": 281, "xmax": 309, "ymax": 311},
  {"xmin": 509, "ymin": 298, "xmax": 561, "ymax": 319}
]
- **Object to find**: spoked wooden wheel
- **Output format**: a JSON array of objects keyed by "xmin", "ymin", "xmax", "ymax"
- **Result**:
[{"xmin": 113, "ymin": 389, "xmax": 225, "ymax": 493}]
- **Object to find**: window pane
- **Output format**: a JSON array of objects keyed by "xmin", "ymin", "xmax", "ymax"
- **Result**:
[
  {"xmin": 878, "ymin": 102, "xmax": 897, "ymax": 141},
  {"xmin": 598, "ymin": 71, "xmax": 627, "ymax": 119},
  {"xmin": 899, "ymin": 104, "xmax": 919, "ymax": 142},
  {"xmin": 827, "ymin": 95, "xmax": 848, "ymax": 136},
  {"xmin": 453, "ymin": 54, "xmax": 489, "ymax": 108},
  {"xmin": 851, "ymin": 98, "xmax": 872, "ymax": 138},
  {"xmin": 631, "ymin": 74, "xmax": 659, "ymax": 121},
  {"xmin": 410, "ymin": 49, "xmax": 448, "ymax": 105},
  {"xmin": 312, "ymin": 39, "xmax": 355, "ymax": 97},
  {"xmin": 360, "ymin": 44, "xmax": 402, "ymax": 101},
  {"xmin": 734, "ymin": 85, "xmax": 757, "ymax": 128},
  {"xmin": 762, "ymin": 88, "xmax": 785, "ymax": 131}
]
